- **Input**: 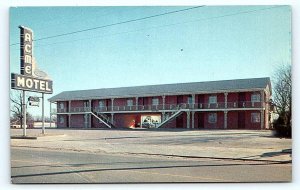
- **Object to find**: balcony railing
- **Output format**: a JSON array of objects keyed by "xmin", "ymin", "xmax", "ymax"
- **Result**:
[{"xmin": 56, "ymin": 101, "xmax": 264, "ymax": 113}]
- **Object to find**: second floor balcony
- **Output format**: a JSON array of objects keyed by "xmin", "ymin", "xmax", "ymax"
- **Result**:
[{"xmin": 56, "ymin": 101, "xmax": 264, "ymax": 113}]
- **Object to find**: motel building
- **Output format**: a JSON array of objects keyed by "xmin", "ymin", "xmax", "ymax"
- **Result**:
[{"xmin": 48, "ymin": 77, "xmax": 272, "ymax": 130}]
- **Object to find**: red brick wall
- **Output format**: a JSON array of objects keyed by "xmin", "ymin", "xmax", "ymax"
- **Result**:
[
  {"xmin": 227, "ymin": 111, "xmax": 238, "ymax": 129},
  {"xmin": 227, "ymin": 92, "xmax": 238, "ymax": 103},
  {"xmin": 70, "ymin": 114, "xmax": 85, "ymax": 128},
  {"xmin": 71, "ymin": 100, "xmax": 84, "ymax": 108},
  {"xmin": 166, "ymin": 95, "xmax": 177, "ymax": 104}
]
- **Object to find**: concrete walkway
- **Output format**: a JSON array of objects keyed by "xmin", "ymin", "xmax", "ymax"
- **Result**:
[{"xmin": 10, "ymin": 128, "xmax": 292, "ymax": 162}]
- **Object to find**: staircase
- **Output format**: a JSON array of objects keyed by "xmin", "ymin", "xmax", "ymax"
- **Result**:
[
  {"xmin": 156, "ymin": 109, "xmax": 184, "ymax": 128},
  {"xmin": 90, "ymin": 112, "xmax": 115, "ymax": 128}
]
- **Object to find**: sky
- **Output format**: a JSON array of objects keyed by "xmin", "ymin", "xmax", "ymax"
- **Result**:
[{"xmin": 9, "ymin": 5, "xmax": 291, "ymax": 117}]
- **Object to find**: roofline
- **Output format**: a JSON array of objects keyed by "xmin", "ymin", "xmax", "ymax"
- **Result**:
[{"xmin": 48, "ymin": 87, "xmax": 267, "ymax": 102}]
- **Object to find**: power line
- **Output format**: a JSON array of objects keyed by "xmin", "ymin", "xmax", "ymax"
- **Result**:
[
  {"xmin": 10, "ymin": 5, "xmax": 287, "ymax": 49},
  {"xmin": 10, "ymin": 6, "xmax": 204, "ymax": 46}
]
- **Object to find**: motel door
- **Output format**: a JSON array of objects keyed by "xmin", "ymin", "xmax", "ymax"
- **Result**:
[{"xmin": 238, "ymin": 111, "xmax": 245, "ymax": 129}]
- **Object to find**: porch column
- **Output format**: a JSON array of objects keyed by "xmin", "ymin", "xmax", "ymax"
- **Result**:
[
  {"xmin": 162, "ymin": 112, "xmax": 165, "ymax": 121},
  {"xmin": 191, "ymin": 111, "xmax": 195, "ymax": 129},
  {"xmin": 111, "ymin": 113, "xmax": 114, "ymax": 125},
  {"xmin": 261, "ymin": 90, "xmax": 265, "ymax": 108},
  {"xmin": 68, "ymin": 114, "xmax": 71, "ymax": 128},
  {"xmin": 49, "ymin": 102, "xmax": 52, "ymax": 128},
  {"xmin": 162, "ymin": 95, "xmax": 166, "ymax": 110},
  {"xmin": 68, "ymin": 100, "xmax": 71, "ymax": 112},
  {"xmin": 111, "ymin": 98, "xmax": 114, "ymax": 111},
  {"xmin": 135, "ymin": 97, "xmax": 139, "ymax": 110},
  {"xmin": 186, "ymin": 111, "xmax": 190, "ymax": 129},
  {"xmin": 224, "ymin": 92, "xmax": 228, "ymax": 108},
  {"xmin": 261, "ymin": 110, "xmax": 264, "ymax": 129},
  {"xmin": 89, "ymin": 100, "xmax": 92, "ymax": 128},
  {"xmin": 191, "ymin": 94, "xmax": 195, "ymax": 109},
  {"xmin": 224, "ymin": 111, "xmax": 228, "ymax": 129}
]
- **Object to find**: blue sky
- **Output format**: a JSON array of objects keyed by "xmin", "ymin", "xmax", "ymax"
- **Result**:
[{"xmin": 9, "ymin": 6, "xmax": 291, "ymax": 116}]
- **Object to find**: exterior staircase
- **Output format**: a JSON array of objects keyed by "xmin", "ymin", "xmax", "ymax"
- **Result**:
[
  {"xmin": 90, "ymin": 112, "xmax": 115, "ymax": 128},
  {"xmin": 156, "ymin": 109, "xmax": 185, "ymax": 128}
]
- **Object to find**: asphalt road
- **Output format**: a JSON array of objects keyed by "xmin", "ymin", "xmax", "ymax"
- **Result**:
[{"xmin": 11, "ymin": 147, "xmax": 291, "ymax": 183}]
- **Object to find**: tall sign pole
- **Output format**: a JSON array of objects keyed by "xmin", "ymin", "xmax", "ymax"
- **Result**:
[
  {"xmin": 23, "ymin": 90, "xmax": 27, "ymax": 136},
  {"xmin": 42, "ymin": 93, "xmax": 45, "ymax": 134},
  {"xmin": 11, "ymin": 26, "xmax": 53, "ymax": 137}
]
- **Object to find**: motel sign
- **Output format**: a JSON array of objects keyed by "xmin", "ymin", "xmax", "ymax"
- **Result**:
[
  {"xmin": 11, "ymin": 26, "xmax": 53, "ymax": 94},
  {"xmin": 11, "ymin": 26, "xmax": 53, "ymax": 136}
]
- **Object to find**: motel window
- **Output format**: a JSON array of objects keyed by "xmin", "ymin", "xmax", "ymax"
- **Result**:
[
  {"xmin": 251, "ymin": 94, "xmax": 261, "ymax": 102},
  {"xmin": 188, "ymin": 96, "xmax": 193, "ymax": 104},
  {"xmin": 99, "ymin": 100, "xmax": 105, "ymax": 108},
  {"xmin": 152, "ymin": 98, "xmax": 159, "ymax": 106},
  {"xmin": 59, "ymin": 116, "xmax": 64, "ymax": 124},
  {"xmin": 251, "ymin": 113, "xmax": 260, "ymax": 123},
  {"xmin": 208, "ymin": 113, "xmax": 217, "ymax": 123},
  {"xmin": 127, "ymin": 99, "xmax": 133, "ymax": 106},
  {"xmin": 209, "ymin": 96, "xmax": 217, "ymax": 104},
  {"xmin": 59, "ymin": 102, "xmax": 64, "ymax": 109}
]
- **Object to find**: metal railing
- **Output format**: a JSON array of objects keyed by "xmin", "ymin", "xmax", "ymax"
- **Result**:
[{"xmin": 56, "ymin": 101, "xmax": 263, "ymax": 113}]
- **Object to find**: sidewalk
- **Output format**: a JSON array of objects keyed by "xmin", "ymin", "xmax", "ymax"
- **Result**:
[{"xmin": 10, "ymin": 128, "xmax": 292, "ymax": 162}]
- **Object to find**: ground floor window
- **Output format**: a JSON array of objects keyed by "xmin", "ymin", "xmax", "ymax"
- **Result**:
[
  {"xmin": 251, "ymin": 112, "xmax": 260, "ymax": 123},
  {"xmin": 59, "ymin": 116, "xmax": 64, "ymax": 124},
  {"xmin": 141, "ymin": 115, "xmax": 161, "ymax": 128},
  {"xmin": 208, "ymin": 113, "xmax": 217, "ymax": 123}
]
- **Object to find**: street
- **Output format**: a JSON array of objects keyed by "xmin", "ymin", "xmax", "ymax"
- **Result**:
[{"xmin": 11, "ymin": 147, "xmax": 291, "ymax": 183}]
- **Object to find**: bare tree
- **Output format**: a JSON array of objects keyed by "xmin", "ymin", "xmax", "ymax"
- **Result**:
[
  {"xmin": 272, "ymin": 64, "xmax": 292, "ymax": 128},
  {"xmin": 10, "ymin": 91, "xmax": 33, "ymax": 126}
]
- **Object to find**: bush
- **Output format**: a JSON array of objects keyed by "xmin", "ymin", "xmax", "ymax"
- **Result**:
[{"xmin": 273, "ymin": 123, "xmax": 292, "ymax": 138}]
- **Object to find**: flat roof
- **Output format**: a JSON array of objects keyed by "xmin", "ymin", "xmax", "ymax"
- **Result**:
[{"xmin": 48, "ymin": 77, "xmax": 271, "ymax": 102}]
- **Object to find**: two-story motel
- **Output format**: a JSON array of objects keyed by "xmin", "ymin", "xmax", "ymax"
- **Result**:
[{"xmin": 48, "ymin": 77, "xmax": 272, "ymax": 129}]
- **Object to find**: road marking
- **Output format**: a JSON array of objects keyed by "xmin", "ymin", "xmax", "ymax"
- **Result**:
[
  {"xmin": 12, "ymin": 159, "xmax": 92, "ymax": 183},
  {"xmin": 125, "ymin": 169, "xmax": 228, "ymax": 182}
]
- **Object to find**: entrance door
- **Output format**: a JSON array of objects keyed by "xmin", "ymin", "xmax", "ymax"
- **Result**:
[
  {"xmin": 198, "ymin": 112, "xmax": 204, "ymax": 128},
  {"xmin": 238, "ymin": 111, "xmax": 245, "ymax": 129},
  {"xmin": 238, "ymin": 92, "xmax": 246, "ymax": 107}
]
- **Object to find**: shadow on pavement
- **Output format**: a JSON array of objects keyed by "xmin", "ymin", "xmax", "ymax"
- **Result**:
[{"xmin": 12, "ymin": 161, "xmax": 290, "ymax": 179}]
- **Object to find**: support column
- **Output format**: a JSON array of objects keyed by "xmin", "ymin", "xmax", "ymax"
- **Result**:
[
  {"xmin": 135, "ymin": 97, "xmax": 138, "ymax": 110},
  {"xmin": 22, "ymin": 90, "xmax": 26, "ymax": 136},
  {"xmin": 224, "ymin": 92, "xmax": 228, "ymax": 108},
  {"xmin": 111, "ymin": 98, "xmax": 114, "ymax": 111},
  {"xmin": 261, "ymin": 90, "xmax": 265, "ymax": 129},
  {"xmin": 191, "ymin": 111, "xmax": 195, "ymax": 129},
  {"xmin": 186, "ymin": 111, "xmax": 190, "ymax": 129},
  {"xmin": 111, "ymin": 113, "xmax": 114, "ymax": 125},
  {"xmin": 192, "ymin": 94, "xmax": 195, "ymax": 109},
  {"xmin": 68, "ymin": 100, "xmax": 71, "ymax": 112},
  {"xmin": 162, "ymin": 95, "xmax": 166, "ymax": 110},
  {"xmin": 49, "ymin": 102, "xmax": 52, "ymax": 128},
  {"xmin": 42, "ymin": 93, "xmax": 45, "ymax": 134},
  {"xmin": 68, "ymin": 114, "xmax": 71, "ymax": 128},
  {"xmin": 261, "ymin": 110, "xmax": 264, "ymax": 129},
  {"xmin": 89, "ymin": 100, "xmax": 92, "ymax": 128},
  {"xmin": 224, "ymin": 111, "xmax": 228, "ymax": 129}
]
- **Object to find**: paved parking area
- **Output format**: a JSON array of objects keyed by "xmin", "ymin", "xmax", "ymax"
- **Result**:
[{"xmin": 11, "ymin": 128, "xmax": 292, "ymax": 162}]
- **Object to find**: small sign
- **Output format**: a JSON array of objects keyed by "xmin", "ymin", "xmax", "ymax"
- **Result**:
[
  {"xmin": 28, "ymin": 96, "xmax": 40, "ymax": 102},
  {"xmin": 29, "ymin": 101, "xmax": 39, "ymax": 107}
]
